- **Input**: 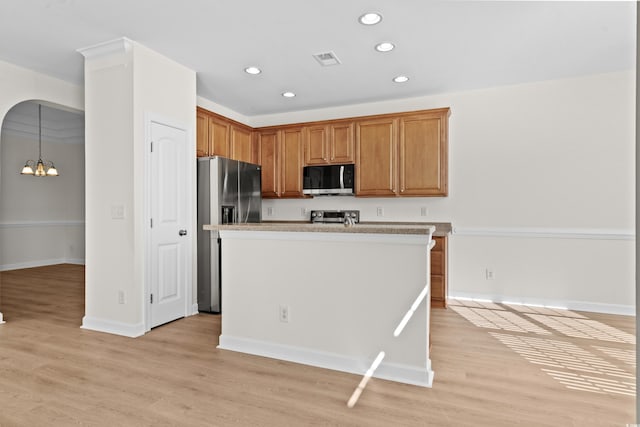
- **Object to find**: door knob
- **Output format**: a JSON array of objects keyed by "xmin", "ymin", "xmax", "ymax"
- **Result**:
[{"xmin": 179, "ymin": 229, "xmax": 187, "ymax": 236}]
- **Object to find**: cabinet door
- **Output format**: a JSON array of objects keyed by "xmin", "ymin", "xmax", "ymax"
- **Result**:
[
  {"xmin": 399, "ymin": 113, "xmax": 448, "ymax": 196},
  {"xmin": 355, "ymin": 118, "xmax": 397, "ymax": 196},
  {"xmin": 280, "ymin": 128, "xmax": 304, "ymax": 198},
  {"xmin": 430, "ymin": 236, "xmax": 448, "ymax": 308},
  {"xmin": 230, "ymin": 125, "xmax": 253, "ymax": 163},
  {"xmin": 209, "ymin": 117, "xmax": 230, "ymax": 158},
  {"xmin": 330, "ymin": 122, "xmax": 354, "ymax": 163},
  {"xmin": 304, "ymin": 125, "xmax": 328, "ymax": 165},
  {"xmin": 259, "ymin": 131, "xmax": 280, "ymax": 198},
  {"xmin": 196, "ymin": 111, "xmax": 209, "ymax": 157}
]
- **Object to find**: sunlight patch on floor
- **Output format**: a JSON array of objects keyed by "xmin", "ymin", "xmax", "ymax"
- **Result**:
[
  {"xmin": 490, "ymin": 332, "xmax": 633, "ymax": 379},
  {"xmin": 593, "ymin": 346, "xmax": 636, "ymax": 368},
  {"xmin": 524, "ymin": 314, "xmax": 635, "ymax": 344},
  {"xmin": 541, "ymin": 369, "xmax": 636, "ymax": 397},
  {"xmin": 449, "ymin": 298, "xmax": 635, "ymax": 398},
  {"xmin": 450, "ymin": 305, "xmax": 551, "ymax": 335}
]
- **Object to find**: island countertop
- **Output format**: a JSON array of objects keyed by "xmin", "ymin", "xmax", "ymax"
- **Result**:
[{"xmin": 203, "ymin": 222, "xmax": 436, "ymax": 235}]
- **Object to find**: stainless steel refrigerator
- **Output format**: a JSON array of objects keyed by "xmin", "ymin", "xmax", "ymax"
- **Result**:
[{"xmin": 197, "ymin": 156, "xmax": 262, "ymax": 313}]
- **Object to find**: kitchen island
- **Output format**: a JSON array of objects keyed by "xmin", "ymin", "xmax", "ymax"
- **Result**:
[{"xmin": 203, "ymin": 222, "xmax": 436, "ymax": 387}]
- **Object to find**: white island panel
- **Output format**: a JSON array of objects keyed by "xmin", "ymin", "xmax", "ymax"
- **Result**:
[{"xmin": 218, "ymin": 229, "xmax": 433, "ymax": 387}]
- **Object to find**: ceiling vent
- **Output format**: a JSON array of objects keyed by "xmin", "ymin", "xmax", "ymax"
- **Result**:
[{"xmin": 313, "ymin": 51, "xmax": 341, "ymax": 66}]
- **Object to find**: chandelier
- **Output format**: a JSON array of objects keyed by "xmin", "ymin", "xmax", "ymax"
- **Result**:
[{"xmin": 20, "ymin": 104, "xmax": 59, "ymax": 177}]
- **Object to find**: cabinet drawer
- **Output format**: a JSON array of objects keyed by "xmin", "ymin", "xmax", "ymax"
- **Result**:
[
  {"xmin": 430, "ymin": 251, "xmax": 443, "ymax": 275},
  {"xmin": 431, "ymin": 275, "xmax": 445, "ymax": 300}
]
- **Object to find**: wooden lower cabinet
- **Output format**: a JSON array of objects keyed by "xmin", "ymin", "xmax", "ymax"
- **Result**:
[{"xmin": 431, "ymin": 235, "xmax": 448, "ymax": 308}]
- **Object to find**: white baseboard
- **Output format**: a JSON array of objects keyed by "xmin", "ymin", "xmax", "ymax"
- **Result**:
[
  {"xmin": 218, "ymin": 335, "xmax": 433, "ymax": 388},
  {"xmin": 0, "ymin": 258, "xmax": 86, "ymax": 272},
  {"xmin": 191, "ymin": 303, "xmax": 199, "ymax": 316},
  {"xmin": 81, "ymin": 316, "xmax": 145, "ymax": 338},
  {"xmin": 0, "ymin": 311, "xmax": 4, "ymax": 324},
  {"xmin": 449, "ymin": 292, "xmax": 635, "ymax": 316}
]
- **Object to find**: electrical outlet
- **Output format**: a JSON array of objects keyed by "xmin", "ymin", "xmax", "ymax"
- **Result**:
[
  {"xmin": 300, "ymin": 207, "xmax": 307, "ymax": 217},
  {"xmin": 279, "ymin": 305, "xmax": 290, "ymax": 323},
  {"xmin": 376, "ymin": 207, "xmax": 384, "ymax": 217},
  {"xmin": 267, "ymin": 207, "xmax": 274, "ymax": 217},
  {"xmin": 118, "ymin": 290, "xmax": 125, "ymax": 304},
  {"xmin": 485, "ymin": 268, "xmax": 495, "ymax": 280},
  {"xmin": 420, "ymin": 206, "xmax": 428, "ymax": 217}
]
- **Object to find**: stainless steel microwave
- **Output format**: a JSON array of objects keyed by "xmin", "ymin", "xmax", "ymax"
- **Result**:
[{"xmin": 302, "ymin": 164, "xmax": 355, "ymax": 196}]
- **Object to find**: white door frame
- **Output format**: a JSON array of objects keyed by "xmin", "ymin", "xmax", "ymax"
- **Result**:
[{"xmin": 143, "ymin": 112, "xmax": 194, "ymax": 332}]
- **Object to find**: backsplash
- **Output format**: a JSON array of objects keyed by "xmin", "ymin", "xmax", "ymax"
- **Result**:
[{"xmin": 261, "ymin": 196, "xmax": 452, "ymax": 223}]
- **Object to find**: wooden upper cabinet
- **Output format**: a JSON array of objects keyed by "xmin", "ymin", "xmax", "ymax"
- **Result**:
[
  {"xmin": 259, "ymin": 130, "xmax": 279, "ymax": 198},
  {"xmin": 399, "ymin": 111, "xmax": 448, "ymax": 196},
  {"xmin": 304, "ymin": 125, "xmax": 328, "ymax": 165},
  {"xmin": 230, "ymin": 124, "xmax": 253, "ymax": 163},
  {"xmin": 355, "ymin": 118, "xmax": 397, "ymax": 196},
  {"xmin": 198, "ymin": 106, "xmax": 449, "ymax": 197},
  {"xmin": 304, "ymin": 122, "xmax": 354, "ymax": 165},
  {"xmin": 196, "ymin": 110, "xmax": 210, "ymax": 157},
  {"xmin": 330, "ymin": 122, "xmax": 354, "ymax": 164},
  {"xmin": 258, "ymin": 128, "xmax": 304, "ymax": 198},
  {"xmin": 196, "ymin": 108, "xmax": 231, "ymax": 158},
  {"xmin": 280, "ymin": 128, "xmax": 304, "ymax": 198},
  {"xmin": 209, "ymin": 117, "xmax": 230, "ymax": 158}
]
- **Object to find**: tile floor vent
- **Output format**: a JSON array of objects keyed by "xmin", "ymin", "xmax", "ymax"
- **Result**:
[{"xmin": 313, "ymin": 51, "xmax": 341, "ymax": 66}]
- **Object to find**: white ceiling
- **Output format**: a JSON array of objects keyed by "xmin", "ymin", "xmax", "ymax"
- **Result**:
[{"xmin": 0, "ymin": 1, "xmax": 635, "ymax": 116}]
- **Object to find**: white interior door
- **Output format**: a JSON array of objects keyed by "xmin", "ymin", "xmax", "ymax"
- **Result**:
[{"xmin": 149, "ymin": 120, "xmax": 190, "ymax": 328}]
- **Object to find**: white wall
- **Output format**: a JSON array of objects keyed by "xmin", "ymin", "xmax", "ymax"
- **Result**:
[
  {"xmin": 80, "ymin": 39, "xmax": 196, "ymax": 337},
  {"xmin": 219, "ymin": 230, "xmax": 432, "ymax": 387},
  {"xmin": 206, "ymin": 71, "xmax": 635, "ymax": 314}
]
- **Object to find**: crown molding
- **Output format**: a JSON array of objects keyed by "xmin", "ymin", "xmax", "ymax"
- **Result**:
[{"xmin": 77, "ymin": 37, "xmax": 134, "ymax": 59}]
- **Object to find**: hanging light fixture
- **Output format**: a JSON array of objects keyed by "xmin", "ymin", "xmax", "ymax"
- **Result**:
[{"xmin": 20, "ymin": 104, "xmax": 59, "ymax": 177}]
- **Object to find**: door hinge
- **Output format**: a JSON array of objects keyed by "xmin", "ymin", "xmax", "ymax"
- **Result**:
[
  {"xmin": 150, "ymin": 142, "xmax": 153, "ymax": 152},
  {"xmin": 150, "ymin": 293, "xmax": 153, "ymax": 304},
  {"xmin": 150, "ymin": 218, "xmax": 153, "ymax": 228}
]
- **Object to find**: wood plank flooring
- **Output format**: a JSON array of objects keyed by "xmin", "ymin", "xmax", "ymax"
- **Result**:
[{"xmin": 0, "ymin": 264, "xmax": 635, "ymax": 426}]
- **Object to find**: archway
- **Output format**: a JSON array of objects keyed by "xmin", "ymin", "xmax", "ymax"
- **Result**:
[{"xmin": 0, "ymin": 100, "xmax": 85, "ymax": 325}]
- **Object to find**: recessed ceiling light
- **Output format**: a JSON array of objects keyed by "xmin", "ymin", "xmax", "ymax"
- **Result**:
[
  {"xmin": 359, "ymin": 12, "xmax": 382, "ymax": 25},
  {"xmin": 375, "ymin": 42, "xmax": 395, "ymax": 52},
  {"xmin": 282, "ymin": 92, "xmax": 296, "ymax": 98},
  {"xmin": 244, "ymin": 66, "xmax": 261, "ymax": 75},
  {"xmin": 393, "ymin": 75, "xmax": 409, "ymax": 83}
]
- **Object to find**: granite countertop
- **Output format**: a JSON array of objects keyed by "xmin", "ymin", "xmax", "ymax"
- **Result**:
[
  {"xmin": 261, "ymin": 220, "xmax": 452, "ymax": 236},
  {"xmin": 204, "ymin": 222, "xmax": 446, "ymax": 236}
]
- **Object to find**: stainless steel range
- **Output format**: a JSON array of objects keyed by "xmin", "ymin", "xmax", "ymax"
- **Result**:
[{"xmin": 310, "ymin": 210, "xmax": 360, "ymax": 224}]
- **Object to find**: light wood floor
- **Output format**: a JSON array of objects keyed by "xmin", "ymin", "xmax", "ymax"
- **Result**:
[{"xmin": 0, "ymin": 264, "xmax": 635, "ymax": 426}]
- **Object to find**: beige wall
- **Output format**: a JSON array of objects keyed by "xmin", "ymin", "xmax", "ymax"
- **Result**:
[
  {"xmin": 81, "ymin": 39, "xmax": 196, "ymax": 337},
  {"xmin": 0, "ymin": 118, "xmax": 85, "ymax": 269},
  {"xmin": 227, "ymin": 70, "xmax": 635, "ymax": 314}
]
